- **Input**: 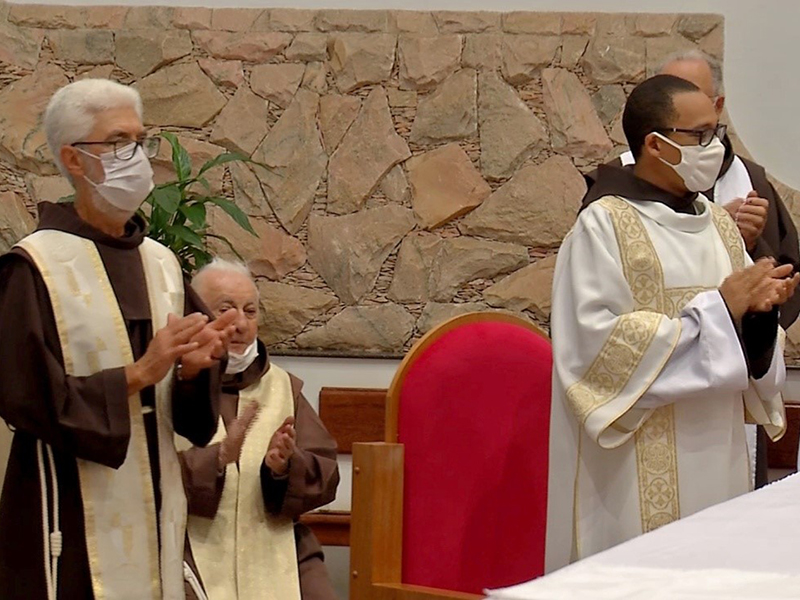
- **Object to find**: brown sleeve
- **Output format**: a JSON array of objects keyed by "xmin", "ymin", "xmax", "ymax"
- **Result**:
[
  {"xmin": 171, "ymin": 281, "xmax": 223, "ymax": 447},
  {"xmin": 742, "ymin": 159, "xmax": 800, "ymax": 327},
  {"xmin": 261, "ymin": 376, "xmax": 340, "ymax": 519},
  {"xmin": 179, "ymin": 443, "xmax": 226, "ymax": 518},
  {"xmin": 0, "ymin": 251, "xmax": 131, "ymax": 468}
]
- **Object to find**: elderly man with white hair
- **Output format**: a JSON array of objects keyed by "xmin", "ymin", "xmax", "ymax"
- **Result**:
[
  {"xmin": 179, "ymin": 258, "xmax": 340, "ymax": 600},
  {"xmin": 0, "ymin": 79, "xmax": 237, "ymax": 599}
]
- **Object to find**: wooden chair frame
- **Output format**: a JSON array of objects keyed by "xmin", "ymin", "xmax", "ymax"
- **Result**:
[{"xmin": 350, "ymin": 313, "xmax": 551, "ymax": 600}]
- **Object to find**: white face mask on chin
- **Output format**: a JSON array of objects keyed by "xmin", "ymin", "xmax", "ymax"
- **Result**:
[
  {"xmin": 225, "ymin": 339, "xmax": 259, "ymax": 375},
  {"xmin": 78, "ymin": 143, "xmax": 155, "ymax": 212},
  {"xmin": 653, "ymin": 132, "xmax": 725, "ymax": 193}
]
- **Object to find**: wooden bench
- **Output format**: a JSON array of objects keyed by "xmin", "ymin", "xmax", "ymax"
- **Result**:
[{"xmin": 299, "ymin": 387, "xmax": 387, "ymax": 547}]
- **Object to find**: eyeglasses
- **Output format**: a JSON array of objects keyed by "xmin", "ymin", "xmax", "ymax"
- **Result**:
[
  {"xmin": 655, "ymin": 124, "xmax": 727, "ymax": 147},
  {"xmin": 71, "ymin": 137, "xmax": 161, "ymax": 160}
]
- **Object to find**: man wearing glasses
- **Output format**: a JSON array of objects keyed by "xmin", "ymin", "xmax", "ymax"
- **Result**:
[
  {"xmin": 600, "ymin": 50, "xmax": 800, "ymax": 490},
  {"xmin": 546, "ymin": 74, "xmax": 798, "ymax": 571},
  {"xmin": 0, "ymin": 79, "xmax": 237, "ymax": 599}
]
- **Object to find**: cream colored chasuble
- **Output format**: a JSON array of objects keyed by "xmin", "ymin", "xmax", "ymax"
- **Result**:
[
  {"xmin": 187, "ymin": 364, "xmax": 301, "ymax": 600},
  {"xmin": 15, "ymin": 230, "xmax": 187, "ymax": 600},
  {"xmin": 545, "ymin": 195, "xmax": 786, "ymax": 572}
]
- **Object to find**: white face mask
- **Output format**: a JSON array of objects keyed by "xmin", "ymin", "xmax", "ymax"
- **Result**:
[
  {"xmin": 653, "ymin": 132, "xmax": 725, "ymax": 193},
  {"xmin": 78, "ymin": 143, "xmax": 154, "ymax": 212},
  {"xmin": 225, "ymin": 339, "xmax": 259, "ymax": 375}
]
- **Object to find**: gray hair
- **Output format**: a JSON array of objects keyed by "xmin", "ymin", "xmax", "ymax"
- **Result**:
[
  {"xmin": 43, "ymin": 79, "xmax": 143, "ymax": 179},
  {"xmin": 192, "ymin": 257, "xmax": 258, "ymax": 297},
  {"xmin": 658, "ymin": 49, "xmax": 724, "ymax": 96}
]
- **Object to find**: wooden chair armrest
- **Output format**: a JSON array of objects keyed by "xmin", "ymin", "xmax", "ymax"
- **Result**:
[
  {"xmin": 350, "ymin": 442, "xmax": 404, "ymax": 600},
  {"xmin": 374, "ymin": 583, "xmax": 484, "ymax": 600}
]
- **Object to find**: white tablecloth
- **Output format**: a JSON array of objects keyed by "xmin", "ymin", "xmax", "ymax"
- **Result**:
[{"xmin": 488, "ymin": 473, "xmax": 800, "ymax": 600}]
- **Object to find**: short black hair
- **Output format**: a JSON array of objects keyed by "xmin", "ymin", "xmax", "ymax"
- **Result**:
[{"xmin": 623, "ymin": 74, "xmax": 701, "ymax": 160}]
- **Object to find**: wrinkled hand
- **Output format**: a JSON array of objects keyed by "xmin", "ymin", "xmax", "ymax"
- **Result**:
[
  {"xmin": 180, "ymin": 309, "xmax": 238, "ymax": 380},
  {"xmin": 265, "ymin": 416, "xmax": 297, "ymax": 476},
  {"xmin": 725, "ymin": 191, "xmax": 768, "ymax": 252},
  {"xmin": 126, "ymin": 313, "xmax": 207, "ymax": 395},
  {"xmin": 218, "ymin": 401, "xmax": 260, "ymax": 471}
]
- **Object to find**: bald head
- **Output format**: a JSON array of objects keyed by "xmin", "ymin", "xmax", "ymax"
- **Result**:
[{"xmin": 658, "ymin": 50, "xmax": 724, "ymax": 115}]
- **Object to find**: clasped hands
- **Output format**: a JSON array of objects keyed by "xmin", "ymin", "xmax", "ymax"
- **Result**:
[
  {"xmin": 720, "ymin": 258, "xmax": 799, "ymax": 320},
  {"xmin": 126, "ymin": 309, "xmax": 238, "ymax": 396}
]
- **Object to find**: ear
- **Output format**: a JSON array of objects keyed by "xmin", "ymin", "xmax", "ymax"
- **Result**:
[
  {"xmin": 715, "ymin": 95, "xmax": 726, "ymax": 117},
  {"xmin": 60, "ymin": 145, "xmax": 85, "ymax": 179},
  {"xmin": 641, "ymin": 132, "xmax": 663, "ymax": 159}
]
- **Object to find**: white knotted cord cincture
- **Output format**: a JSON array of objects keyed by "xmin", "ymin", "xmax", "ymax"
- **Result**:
[
  {"xmin": 183, "ymin": 561, "xmax": 209, "ymax": 600},
  {"xmin": 37, "ymin": 440, "xmax": 61, "ymax": 600}
]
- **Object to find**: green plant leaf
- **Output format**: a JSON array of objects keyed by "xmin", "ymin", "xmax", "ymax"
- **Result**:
[
  {"xmin": 161, "ymin": 131, "xmax": 192, "ymax": 182},
  {"xmin": 151, "ymin": 185, "xmax": 181, "ymax": 214},
  {"xmin": 149, "ymin": 205, "xmax": 170, "ymax": 234},
  {"xmin": 196, "ymin": 176, "xmax": 211, "ymax": 192},
  {"xmin": 180, "ymin": 203, "xmax": 207, "ymax": 228},
  {"xmin": 207, "ymin": 197, "xmax": 257, "ymax": 236},
  {"xmin": 57, "ymin": 194, "xmax": 75, "ymax": 204},
  {"xmin": 166, "ymin": 224, "xmax": 204, "ymax": 248},
  {"xmin": 197, "ymin": 152, "xmax": 249, "ymax": 178}
]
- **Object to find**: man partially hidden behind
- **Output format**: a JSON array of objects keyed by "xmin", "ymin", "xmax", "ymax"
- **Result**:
[
  {"xmin": 179, "ymin": 259, "xmax": 340, "ymax": 600},
  {"xmin": 0, "ymin": 79, "xmax": 236, "ymax": 599},
  {"xmin": 545, "ymin": 75, "xmax": 798, "ymax": 572}
]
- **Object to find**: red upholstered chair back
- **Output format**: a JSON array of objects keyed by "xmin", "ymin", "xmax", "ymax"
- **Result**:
[{"xmin": 386, "ymin": 313, "xmax": 552, "ymax": 595}]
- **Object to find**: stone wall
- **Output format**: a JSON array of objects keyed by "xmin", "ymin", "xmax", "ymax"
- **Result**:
[{"xmin": 2, "ymin": 2, "xmax": 784, "ymax": 359}]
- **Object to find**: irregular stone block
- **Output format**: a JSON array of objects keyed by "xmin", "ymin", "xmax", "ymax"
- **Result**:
[
  {"xmin": 407, "ymin": 143, "xmax": 490, "ymax": 229},
  {"xmin": 135, "ymin": 62, "xmax": 227, "ymax": 128},
  {"xmin": 210, "ymin": 85, "xmax": 269, "ymax": 156},
  {"xmin": 410, "ymin": 69, "xmax": 477, "ymax": 145},
  {"xmin": 327, "ymin": 87, "xmax": 411, "ymax": 214},
  {"xmin": 251, "ymin": 63, "xmax": 305, "ymax": 109},
  {"xmin": 307, "ymin": 205, "xmax": 415, "ymax": 304},
  {"xmin": 501, "ymin": 35, "xmax": 561, "ymax": 85},
  {"xmin": 115, "ymin": 30, "xmax": 193, "ymax": 78},
  {"xmin": 0, "ymin": 64, "xmax": 68, "ymax": 174},
  {"xmin": 319, "ymin": 94, "xmax": 361, "ymax": 155},
  {"xmin": 478, "ymin": 71, "xmax": 548, "ymax": 180},
  {"xmin": 328, "ymin": 33, "xmax": 397, "ymax": 93},
  {"xmin": 460, "ymin": 155, "xmax": 586, "ymax": 247},
  {"xmin": 0, "ymin": 192, "xmax": 35, "ymax": 253},
  {"xmin": 297, "ymin": 304, "xmax": 415, "ymax": 352},
  {"xmin": 252, "ymin": 89, "xmax": 327, "ymax": 234},
  {"xmin": 398, "ymin": 35, "xmax": 462, "ymax": 91},
  {"xmin": 484, "ymin": 255, "xmax": 557, "ymax": 317},
  {"xmin": 257, "ymin": 281, "xmax": 337, "ymax": 345},
  {"xmin": 192, "ymin": 31, "xmax": 293, "ymax": 62},
  {"xmin": 542, "ymin": 68, "xmax": 612, "ymax": 159}
]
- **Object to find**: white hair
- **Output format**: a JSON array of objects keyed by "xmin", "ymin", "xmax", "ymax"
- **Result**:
[
  {"xmin": 192, "ymin": 257, "xmax": 258, "ymax": 297},
  {"xmin": 658, "ymin": 49, "xmax": 724, "ymax": 96},
  {"xmin": 43, "ymin": 78, "xmax": 143, "ymax": 178}
]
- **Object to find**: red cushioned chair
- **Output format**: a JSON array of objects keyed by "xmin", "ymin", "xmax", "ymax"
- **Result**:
[{"xmin": 350, "ymin": 313, "xmax": 553, "ymax": 600}]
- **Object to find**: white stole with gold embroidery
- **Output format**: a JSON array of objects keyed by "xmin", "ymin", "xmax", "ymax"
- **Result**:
[
  {"xmin": 16, "ymin": 230, "xmax": 187, "ymax": 600},
  {"xmin": 545, "ymin": 195, "xmax": 786, "ymax": 573},
  {"xmin": 187, "ymin": 364, "xmax": 301, "ymax": 600}
]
